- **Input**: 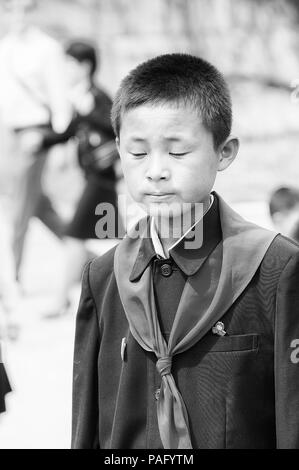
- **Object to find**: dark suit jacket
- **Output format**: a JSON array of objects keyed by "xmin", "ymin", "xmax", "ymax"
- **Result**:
[{"xmin": 72, "ymin": 234, "xmax": 299, "ymax": 449}]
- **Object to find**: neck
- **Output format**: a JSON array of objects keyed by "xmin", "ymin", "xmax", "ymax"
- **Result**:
[{"xmin": 157, "ymin": 196, "xmax": 211, "ymax": 256}]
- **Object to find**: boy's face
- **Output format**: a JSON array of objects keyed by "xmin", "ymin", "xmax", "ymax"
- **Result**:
[{"xmin": 117, "ymin": 103, "xmax": 236, "ymax": 219}]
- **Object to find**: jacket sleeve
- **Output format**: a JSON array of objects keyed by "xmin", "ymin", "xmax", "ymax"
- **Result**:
[
  {"xmin": 71, "ymin": 262, "xmax": 100, "ymax": 449},
  {"xmin": 275, "ymin": 251, "xmax": 299, "ymax": 449},
  {"xmin": 41, "ymin": 117, "xmax": 78, "ymax": 150}
]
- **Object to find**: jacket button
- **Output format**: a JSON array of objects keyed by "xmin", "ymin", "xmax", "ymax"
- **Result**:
[
  {"xmin": 155, "ymin": 388, "xmax": 161, "ymax": 400},
  {"xmin": 161, "ymin": 264, "xmax": 172, "ymax": 277}
]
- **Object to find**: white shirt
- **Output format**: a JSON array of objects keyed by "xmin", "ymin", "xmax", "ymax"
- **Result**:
[
  {"xmin": 0, "ymin": 26, "xmax": 72, "ymax": 132},
  {"xmin": 151, "ymin": 195, "xmax": 215, "ymax": 258}
]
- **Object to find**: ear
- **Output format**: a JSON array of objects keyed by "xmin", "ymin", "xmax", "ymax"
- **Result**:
[{"xmin": 217, "ymin": 136, "xmax": 239, "ymax": 172}]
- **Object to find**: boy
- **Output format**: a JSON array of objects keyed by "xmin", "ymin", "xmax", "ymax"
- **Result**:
[{"xmin": 72, "ymin": 54, "xmax": 299, "ymax": 449}]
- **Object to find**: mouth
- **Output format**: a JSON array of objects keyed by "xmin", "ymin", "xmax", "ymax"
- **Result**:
[{"xmin": 145, "ymin": 193, "xmax": 175, "ymax": 201}]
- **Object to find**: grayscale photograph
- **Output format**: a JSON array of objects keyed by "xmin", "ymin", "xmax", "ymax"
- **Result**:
[{"xmin": 0, "ymin": 0, "xmax": 298, "ymax": 453}]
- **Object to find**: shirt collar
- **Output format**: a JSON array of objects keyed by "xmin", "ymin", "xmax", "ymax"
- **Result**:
[
  {"xmin": 129, "ymin": 193, "xmax": 222, "ymax": 281},
  {"xmin": 151, "ymin": 194, "xmax": 215, "ymax": 258}
]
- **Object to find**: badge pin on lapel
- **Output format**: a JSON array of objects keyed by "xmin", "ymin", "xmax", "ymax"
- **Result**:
[
  {"xmin": 212, "ymin": 321, "xmax": 227, "ymax": 337},
  {"xmin": 121, "ymin": 337, "xmax": 127, "ymax": 362}
]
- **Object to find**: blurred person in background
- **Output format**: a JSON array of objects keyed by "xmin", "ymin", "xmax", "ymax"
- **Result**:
[
  {"xmin": 0, "ymin": 0, "xmax": 72, "ymax": 281},
  {"xmin": 40, "ymin": 41, "xmax": 121, "ymax": 317},
  {"xmin": 0, "ymin": 353, "xmax": 11, "ymax": 416},
  {"xmin": 0, "ymin": 210, "xmax": 13, "ymax": 413},
  {"xmin": 0, "ymin": 212, "xmax": 15, "ymax": 417},
  {"xmin": 0, "ymin": 210, "xmax": 20, "ymax": 340},
  {"xmin": 269, "ymin": 187, "xmax": 299, "ymax": 242}
]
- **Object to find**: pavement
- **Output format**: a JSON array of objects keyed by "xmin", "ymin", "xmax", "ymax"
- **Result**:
[{"xmin": 0, "ymin": 220, "xmax": 77, "ymax": 449}]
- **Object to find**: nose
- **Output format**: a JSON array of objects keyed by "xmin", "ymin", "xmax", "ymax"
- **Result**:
[{"xmin": 145, "ymin": 153, "xmax": 170, "ymax": 182}]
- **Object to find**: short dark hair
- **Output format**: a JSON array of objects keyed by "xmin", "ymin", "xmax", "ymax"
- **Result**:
[
  {"xmin": 65, "ymin": 41, "xmax": 98, "ymax": 78},
  {"xmin": 111, "ymin": 53, "xmax": 232, "ymax": 148},
  {"xmin": 269, "ymin": 187, "xmax": 299, "ymax": 216}
]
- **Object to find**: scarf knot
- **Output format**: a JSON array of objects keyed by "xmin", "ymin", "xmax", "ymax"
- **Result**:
[{"xmin": 156, "ymin": 356, "xmax": 172, "ymax": 377}]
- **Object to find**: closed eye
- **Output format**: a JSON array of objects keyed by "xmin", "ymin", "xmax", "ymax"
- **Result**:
[
  {"xmin": 130, "ymin": 152, "xmax": 147, "ymax": 157},
  {"xmin": 169, "ymin": 152, "xmax": 189, "ymax": 157}
]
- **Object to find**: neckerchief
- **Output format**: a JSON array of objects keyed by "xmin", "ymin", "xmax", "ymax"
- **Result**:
[{"xmin": 114, "ymin": 193, "xmax": 278, "ymax": 449}]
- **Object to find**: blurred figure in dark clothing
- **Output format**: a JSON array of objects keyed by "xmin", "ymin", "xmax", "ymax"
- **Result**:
[
  {"xmin": 41, "ymin": 41, "xmax": 121, "ymax": 316},
  {"xmin": 269, "ymin": 186, "xmax": 299, "ymax": 242},
  {"xmin": 0, "ymin": 360, "xmax": 11, "ymax": 415}
]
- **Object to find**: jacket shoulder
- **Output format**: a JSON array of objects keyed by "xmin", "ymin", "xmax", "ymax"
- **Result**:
[
  {"xmin": 88, "ymin": 244, "xmax": 118, "ymax": 285},
  {"xmin": 260, "ymin": 234, "xmax": 299, "ymax": 282},
  {"xmin": 266, "ymin": 233, "xmax": 299, "ymax": 264},
  {"xmin": 86, "ymin": 244, "xmax": 121, "ymax": 306}
]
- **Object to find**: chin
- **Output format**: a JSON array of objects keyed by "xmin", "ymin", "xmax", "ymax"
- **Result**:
[{"xmin": 145, "ymin": 202, "xmax": 185, "ymax": 221}]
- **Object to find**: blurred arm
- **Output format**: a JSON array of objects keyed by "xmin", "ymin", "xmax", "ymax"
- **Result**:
[{"xmin": 41, "ymin": 117, "xmax": 78, "ymax": 150}]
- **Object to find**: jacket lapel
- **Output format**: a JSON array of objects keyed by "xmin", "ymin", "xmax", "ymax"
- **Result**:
[
  {"xmin": 170, "ymin": 194, "xmax": 278, "ymax": 353},
  {"xmin": 114, "ymin": 193, "xmax": 278, "ymax": 354}
]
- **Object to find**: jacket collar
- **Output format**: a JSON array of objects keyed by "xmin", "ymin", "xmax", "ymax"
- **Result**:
[{"xmin": 129, "ymin": 194, "xmax": 222, "ymax": 281}]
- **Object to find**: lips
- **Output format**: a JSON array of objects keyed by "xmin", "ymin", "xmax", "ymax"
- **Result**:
[
  {"xmin": 145, "ymin": 193, "xmax": 175, "ymax": 201},
  {"xmin": 147, "ymin": 193, "xmax": 172, "ymax": 196},
  {"xmin": 145, "ymin": 189, "xmax": 174, "ymax": 195}
]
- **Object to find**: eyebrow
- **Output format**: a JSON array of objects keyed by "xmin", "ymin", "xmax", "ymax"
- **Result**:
[
  {"xmin": 165, "ymin": 137, "xmax": 185, "ymax": 142},
  {"xmin": 128, "ymin": 136, "xmax": 186, "ymax": 143},
  {"xmin": 128, "ymin": 137, "xmax": 147, "ymax": 143}
]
